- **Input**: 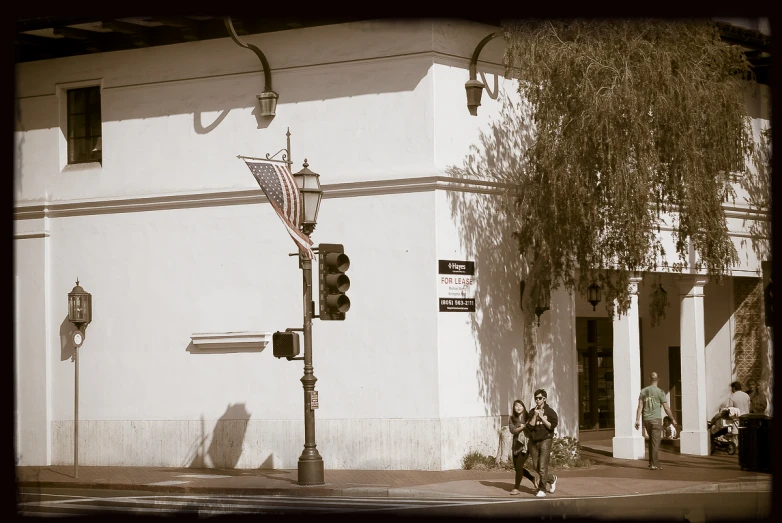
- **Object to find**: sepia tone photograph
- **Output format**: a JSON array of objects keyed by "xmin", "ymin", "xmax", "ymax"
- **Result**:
[{"xmin": 13, "ymin": 14, "xmax": 773, "ymax": 520}]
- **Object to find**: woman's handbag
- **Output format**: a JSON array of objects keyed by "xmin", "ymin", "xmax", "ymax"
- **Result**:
[{"xmin": 514, "ymin": 427, "xmax": 529, "ymax": 455}]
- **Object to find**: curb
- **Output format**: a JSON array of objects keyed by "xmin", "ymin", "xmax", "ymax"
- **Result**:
[
  {"xmin": 16, "ymin": 481, "xmax": 469, "ymax": 499},
  {"xmin": 659, "ymin": 480, "xmax": 772, "ymax": 495},
  {"xmin": 17, "ymin": 482, "xmax": 341, "ymax": 497}
]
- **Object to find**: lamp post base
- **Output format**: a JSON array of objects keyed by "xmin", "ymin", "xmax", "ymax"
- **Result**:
[{"xmin": 297, "ymin": 458, "xmax": 325, "ymax": 485}]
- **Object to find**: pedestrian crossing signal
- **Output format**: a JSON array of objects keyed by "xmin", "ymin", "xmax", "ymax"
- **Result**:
[{"xmin": 273, "ymin": 331, "xmax": 300, "ymax": 359}]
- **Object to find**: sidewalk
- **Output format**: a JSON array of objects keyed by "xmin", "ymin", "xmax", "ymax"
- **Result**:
[{"xmin": 16, "ymin": 441, "xmax": 771, "ymax": 499}]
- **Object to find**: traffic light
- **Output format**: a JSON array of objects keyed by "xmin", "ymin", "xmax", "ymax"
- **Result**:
[
  {"xmin": 318, "ymin": 243, "xmax": 350, "ymax": 320},
  {"xmin": 273, "ymin": 331, "xmax": 300, "ymax": 358}
]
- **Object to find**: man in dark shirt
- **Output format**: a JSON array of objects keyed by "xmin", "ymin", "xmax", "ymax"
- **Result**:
[{"xmin": 528, "ymin": 388, "xmax": 559, "ymax": 497}]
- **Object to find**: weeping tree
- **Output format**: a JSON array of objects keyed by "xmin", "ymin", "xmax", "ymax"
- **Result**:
[{"xmin": 496, "ymin": 19, "xmax": 758, "ymax": 401}]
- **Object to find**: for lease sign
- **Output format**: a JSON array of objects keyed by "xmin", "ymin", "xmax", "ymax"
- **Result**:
[{"xmin": 438, "ymin": 260, "xmax": 476, "ymax": 312}]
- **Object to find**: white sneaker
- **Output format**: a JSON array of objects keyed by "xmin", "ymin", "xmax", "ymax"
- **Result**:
[
  {"xmin": 536, "ymin": 490, "xmax": 547, "ymax": 497},
  {"xmin": 550, "ymin": 475, "xmax": 558, "ymax": 493}
]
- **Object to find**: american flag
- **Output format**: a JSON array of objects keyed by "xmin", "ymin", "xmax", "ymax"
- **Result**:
[{"xmin": 242, "ymin": 158, "xmax": 314, "ymax": 259}]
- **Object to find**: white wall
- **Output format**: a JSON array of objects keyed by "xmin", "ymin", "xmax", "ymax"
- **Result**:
[
  {"xmin": 14, "ymin": 227, "xmax": 51, "ymax": 466},
  {"xmin": 703, "ymin": 280, "xmax": 735, "ymax": 416}
]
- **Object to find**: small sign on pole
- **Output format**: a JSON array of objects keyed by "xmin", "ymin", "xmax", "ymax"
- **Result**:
[{"xmin": 310, "ymin": 391, "xmax": 319, "ymax": 410}]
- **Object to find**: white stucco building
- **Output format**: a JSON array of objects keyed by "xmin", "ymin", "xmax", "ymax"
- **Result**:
[{"xmin": 14, "ymin": 17, "xmax": 772, "ymax": 470}]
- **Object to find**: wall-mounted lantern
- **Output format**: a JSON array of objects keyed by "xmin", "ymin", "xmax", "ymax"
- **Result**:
[
  {"xmin": 225, "ymin": 17, "xmax": 279, "ymax": 117},
  {"xmin": 535, "ymin": 280, "xmax": 551, "ymax": 326},
  {"xmin": 587, "ymin": 283, "xmax": 602, "ymax": 311},
  {"xmin": 521, "ymin": 279, "xmax": 551, "ymax": 326},
  {"xmin": 68, "ymin": 278, "xmax": 92, "ymax": 337}
]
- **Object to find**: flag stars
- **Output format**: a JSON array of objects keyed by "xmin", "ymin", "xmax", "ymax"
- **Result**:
[{"xmin": 243, "ymin": 158, "xmax": 313, "ymax": 259}]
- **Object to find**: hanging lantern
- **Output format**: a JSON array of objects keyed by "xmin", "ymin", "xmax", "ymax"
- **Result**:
[
  {"xmin": 535, "ymin": 280, "xmax": 551, "ymax": 326},
  {"xmin": 650, "ymin": 283, "xmax": 669, "ymax": 327},
  {"xmin": 587, "ymin": 283, "xmax": 602, "ymax": 311}
]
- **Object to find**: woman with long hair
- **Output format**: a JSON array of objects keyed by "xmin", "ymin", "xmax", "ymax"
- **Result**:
[{"xmin": 509, "ymin": 399, "xmax": 536, "ymax": 495}]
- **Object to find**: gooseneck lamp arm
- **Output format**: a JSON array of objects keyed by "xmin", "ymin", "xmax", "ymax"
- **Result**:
[
  {"xmin": 469, "ymin": 32, "xmax": 502, "ymax": 82},
  {"xmin": 225, "ymin": 16, "xmax": 279, "ymax": 117},
  {"xmin": 224, "ymin": 17, "xmax": 273, "ymax": 92}
]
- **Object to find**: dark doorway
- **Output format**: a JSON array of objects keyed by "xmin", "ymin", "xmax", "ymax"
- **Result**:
[
  {"xmin": 577, "ymin": 318, "xmax": 615, "ymax": 430},
  {"xmin": 668, "ymin": 346, "xmax": 682, "ymax": 425}
]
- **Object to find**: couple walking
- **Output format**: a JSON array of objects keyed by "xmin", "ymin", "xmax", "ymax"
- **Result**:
[{"xmin": 508, "ymin": 389, "xmax": 559, "ymax": 497}]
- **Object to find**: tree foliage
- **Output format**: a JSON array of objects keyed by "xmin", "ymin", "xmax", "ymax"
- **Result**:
[{"xmin": 501, "ymin": 19, "xmax": 756, "ymax": 317}]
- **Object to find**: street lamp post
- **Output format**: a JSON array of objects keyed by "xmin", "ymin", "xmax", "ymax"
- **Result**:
[
  {"xmin": 67, "ymin": 279, "xmax": 92, "ymax": 479},
  {"xmin": 293, "ymin": 159, "xmax": 324, "ymax": 485},
  {"xmin": 239, "ymin": 131, "xmax": 325, "ymax": 484}
]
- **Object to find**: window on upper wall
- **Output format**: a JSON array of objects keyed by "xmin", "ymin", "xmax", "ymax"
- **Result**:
[{"xmin": 67, "ymin": 86, "xmax": 102, "ymax": 164}]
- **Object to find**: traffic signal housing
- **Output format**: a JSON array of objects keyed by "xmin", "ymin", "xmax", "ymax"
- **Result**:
[
  {"xmin": 319, "ymin": 243, "xmax": 350, "ymax": 320},
  {"xmin": 273, "ymin": 331, "xmax": 300, "ymax": 358}
]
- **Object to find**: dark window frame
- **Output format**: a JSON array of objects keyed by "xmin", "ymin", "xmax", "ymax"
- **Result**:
[{"xmin": 67, "ymin": 86, "xmax": 102, "ymax": 165}]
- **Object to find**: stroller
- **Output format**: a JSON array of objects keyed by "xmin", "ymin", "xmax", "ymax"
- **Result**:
[{"xmin": 708, "ymin": 407, "xmax": 741, "ymax": 455}]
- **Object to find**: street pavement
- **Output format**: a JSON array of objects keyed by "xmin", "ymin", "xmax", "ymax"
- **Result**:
[
  {"xmin": 17, "ymin": 489, "xmax": 770, "ymax": 518},
  {"xmin": 15, "ymin": 439, "xmax": 772, "ymax": 501}
]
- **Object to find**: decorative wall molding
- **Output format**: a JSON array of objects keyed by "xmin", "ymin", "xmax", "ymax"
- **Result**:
[
  {"xmin": 188, "ymin": 331, "xmax": 271, "ymax": 354},
  {"xmin": 17, "ymin": 51, "xmax": 493, "ymax": 100},
  {"xmin": 13, "ymin": 175, "xmax": 771, "ymax": 225},
  {"xmin": 12, "ymin": 176, "xmax": 509, "ymax": 220},
  {"xmin": 13, "ymin": 231, "xmax": 50, "ymax": 240}
]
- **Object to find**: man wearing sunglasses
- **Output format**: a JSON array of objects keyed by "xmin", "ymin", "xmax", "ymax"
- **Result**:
[{"xmin": 528, "ymin": 389, "xmax": 559, "ymax": 497}]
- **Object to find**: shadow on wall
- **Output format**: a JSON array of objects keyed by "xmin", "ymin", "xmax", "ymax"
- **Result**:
[
  {"xmin": 545, "ymin": 287, "xmax": 576, "ymax": 437},
  {"xmin": 186, "ymin": 404, "xmax": 251, "ymax": 469},
  {"xmin": 194, "ymin": 109, "xmax": 231, "ymax": 134},
  {"xmin": 738, "ymin": 127, "xmax": 772, "ymax": 266},
  {"xmin": 59, "ymin": 316, "xmax": 76, "ymax": 362},
  {"xmin": 20, "ymin": 58, "xmax": 431, "ymax": 133},
  {"xmin": 14, "ymin": 100, "xmax": 25, "ymax": 197},
  {"xmin": 194, "ymin": 108, "xmax": 273, "ymax": 133},
  {"xmin": 445, "ymin": 89, "xmax": 536, "ymax": 415}
]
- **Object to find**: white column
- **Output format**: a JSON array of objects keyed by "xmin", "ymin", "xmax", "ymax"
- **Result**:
[
  {"xmin": 612, "ymin": 276, "xmax": 645, "ymax": 459},
  {"xmin": 678, "ymin": 275, "xmax": 709, "ymax": 455}
]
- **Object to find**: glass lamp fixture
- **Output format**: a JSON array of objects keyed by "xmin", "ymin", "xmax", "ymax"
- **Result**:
[{"xmin": 293, "ymin": 159, "xmax": 323, "ymax": 236}]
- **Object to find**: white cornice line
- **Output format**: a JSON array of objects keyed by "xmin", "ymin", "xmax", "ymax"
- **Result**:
[
  {"xmin": 12, "ymin": 176, "xmax": 504, "ymax": 218},
  {"xmin": 13, "ymin": 176, "xmax": 770, "ymax": 222},
  {"xmin": 17, "ymin": 51, "xmax": 492, "ymax": 99},
  {"xmin": 13, "ymin": 231, "xmax": 50, "ymax": 240}
]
